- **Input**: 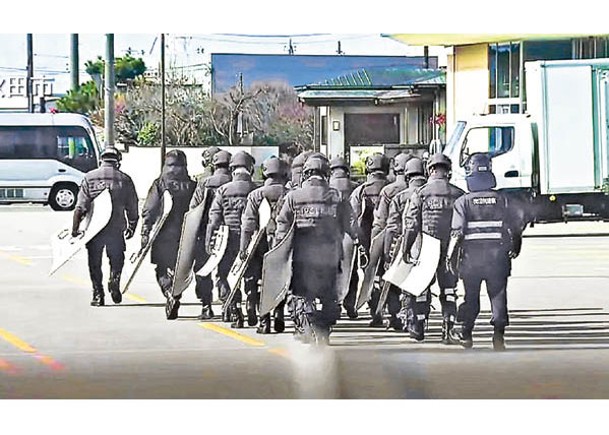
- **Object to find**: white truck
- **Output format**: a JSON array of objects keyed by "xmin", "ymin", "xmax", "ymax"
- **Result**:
[{"xmin": 442, "ymin": 58, "xmax": 609, "ymax": 223}]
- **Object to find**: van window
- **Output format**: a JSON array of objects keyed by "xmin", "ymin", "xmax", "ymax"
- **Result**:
[
  {"xmin": 460, "ymin": 126, "xmax": 514, "ymax": 166},
  {"xmin": 0, "ymin": 127, "xmax": 56, "ymax": 159},
  {"xmin": 0, "ymin": 125, "xmax": 98, "ymax": 173},
  {"xmin": 56, "ymin": 126, "xmax": 98, "ymax": 173}
]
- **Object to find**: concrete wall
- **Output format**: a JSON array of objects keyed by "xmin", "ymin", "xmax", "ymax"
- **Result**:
[{"xmin": 447, "ymin": 44, "xmax": 489, "ymax": 136}]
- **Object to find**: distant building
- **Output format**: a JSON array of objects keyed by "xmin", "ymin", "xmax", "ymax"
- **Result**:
[
  {"xmin": 297, "ymin": 66, "xmax": 446, "ymax": 164},
  {"xmin": 384, "ymin": 34, "xmax": 609, "ymax": 135},
  {"xmin": 210, "ymin": 53, "xmax": 437, "ymax": 94}
]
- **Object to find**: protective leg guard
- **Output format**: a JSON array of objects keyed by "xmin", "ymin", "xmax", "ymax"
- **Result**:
[
  {"xmin": 460, "ymin": 325, "xmax": 474, "ymax": 349},
  {"xmin": 409, "ymin": 314, "xmax": 426, "ymax": 342}
]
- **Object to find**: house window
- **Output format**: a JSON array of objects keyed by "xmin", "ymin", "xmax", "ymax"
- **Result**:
[
  {"xmin": 321, "ymin": 115, "xmax": 327, "ymax": 146},
  {"xmin": 489, "ymin": 42, "xmax": 521, "ymax": 100},
  {"xmin": 344, "ymin": 113, "xmax": 400, "ymax": 146},
  {"xmin": 573, "ymin": 37, "xmax": 609, "ymax": 59}
]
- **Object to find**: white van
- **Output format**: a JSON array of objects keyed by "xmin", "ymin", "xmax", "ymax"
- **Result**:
[{"xmin": 0, "ymin": 113, "xmax": 102, "ymax": 211}]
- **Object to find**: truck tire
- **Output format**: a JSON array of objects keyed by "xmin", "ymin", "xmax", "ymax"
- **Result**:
[{"xmin": 49, "ymin": 183, "xmax": 78, "ymax": 211}]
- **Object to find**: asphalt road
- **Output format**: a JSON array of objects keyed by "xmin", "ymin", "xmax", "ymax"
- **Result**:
[{"xmin": 2, "ymin": 205, "xmax": 609, "ymax": 399}]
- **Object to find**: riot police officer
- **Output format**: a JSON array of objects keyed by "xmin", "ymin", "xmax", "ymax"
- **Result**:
[
  {"xmin": 275, "ymin": 154, "xmax": 356, "ymax": 344},
  {"xmin": 206, "ymin": 151, "xmax": 258, "ymax": 328},
  {"xmin": 189, "ymin": 150, "xmax": 232, "ymax": 320},
  {"xmin": 196, "ymin": 146, "xmax": 221, "ymax": 181},
  {"xmin": 381, "ymin": 157, "xmax": 427, "ymax": 330},
  {"xmin": 402, "ymin": 153, "xmax": 465, "ymax": 343},
  {"xmin": 72, "ymin": 147, "xmax": 139, "ymax": 306},
  {"xmin": 141, "ymin": 150, "xmax": 196, "ymax": 319},
  {"xmin": 372, "ymin": 152, "xmax": 412, "ymax": 239},
  {"xmin": 240, "ymin": 157, "xmax": 290, "ymax": 334},
  {"xmin": 286, "ymin": 150, "xmax": 313, "ymax": 190},
  {"xmin": 329, "ymin": 157, "xmax": 358, "ymax": 200},
  {"xmin": 344, "ymin": 153, "xmax": 390, "ymax": 323},
  {"xmin": 446, "ymin": 153, "xmax": 523, "ymax": 351}
]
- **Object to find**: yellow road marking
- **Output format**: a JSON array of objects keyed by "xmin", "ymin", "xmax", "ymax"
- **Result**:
[
  {"xmin": 268, "ymin": 347, "xmax": 290, "ymax": 359},
  {"xmin": 125, "ymin": 294, "xmax": 147, "ymax": 303},
  {"xmin": 199, "ymin": 323, "xmax": 266, "ymax": 347},
  {"xmin": 0, "ymin": 251, "xmax": 32, "ymax": 266},
  {"xmin": 0, "ymin": 328, "xmax": 37, "ymax": 353}
]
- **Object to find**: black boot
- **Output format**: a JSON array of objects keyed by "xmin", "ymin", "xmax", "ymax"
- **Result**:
[
  {"xmin": 256, "ymin": 314, "xmax": 271, "ymax": 334},
  {"xmin": 165, "ymin": 294, "xmax": 181, "ymax": 320},
  {"xmin": 90, "ymin": 285, "xmax": 105, "ymax": 307},
  {"xmin": 344, "ymin": 304, "xmax": 358, "ymax": 319},
  {"xmin": 460, "ymin": 326, "xmax": 474, "ymax": 349},
  {"xmin": 246, "ymin": 292, "xmax": 258, "ymax": 327},
  {"xmin": 369, "ymin": 313, "xmax": 384, "ymax": 327},
  {"xmin": 198, "ymin": 304, "xmax": 214, "ymax": 320},
  {"xmin": 221, "ymin": 305, "xmax": 231, "ymax": 323},
  {"xmin": 273, "ymin": 306, "xmax": 285, "ymax": 333},
  {"xmin": 493, "ymin": 327, "xmax": 506, "ymax": 351},
  {"xmin": 387, "ymin": 315, "xmax": 404, "ymax": 331},
  {"xmin": 108, "ymin": 272, "xmax": 122, "ymax": 304},
  {"xmin": 441, "ymin": 318, "xmax": 461, "ymax": 345},
  {"xmin": 230, "ymin": 303, "xmax": 244, "ymax": 329},
  {"xmin": 409, "ymin": 317, "xmax": 425, "ymax": 342}
]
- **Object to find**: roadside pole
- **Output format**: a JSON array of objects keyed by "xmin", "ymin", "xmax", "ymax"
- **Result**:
[{"xmin": 104, "ymin": 34, "xmax": 115, "ymax": 147}]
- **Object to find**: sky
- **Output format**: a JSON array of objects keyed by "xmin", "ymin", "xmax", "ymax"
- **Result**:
[
  {"xmin": 0, "ymin": 33, "xmax": 446, "ymax": 95},
  {"xmin": 2, "ymin": 0, "xmax": 605, "ymax": 97}
]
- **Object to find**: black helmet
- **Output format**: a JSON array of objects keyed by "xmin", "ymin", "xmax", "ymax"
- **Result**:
[
  {"xmin": 100, "ymin": 146, "xmax": 122, "ymax": 162},
  {"xmin": 262, "ymin": 157, "xmax": 288, "ymax": 178},
  {"xmin": 303, "ymin": 154, "xmax": 330, "ymax": 178},
  {"xmin": 404, "ymin": 157, "xmax": 425, "ymax": 176},
  {"xmin": 427, "ymin": 153, "xmax": 452, "ymax": 171},
  {"xmin": 165, "ymin": 149, "xmax": 187, "ymax": 166},
  {"xmin": 212, "ymin": 150, "xmax": 232, "ymax": 167},
  {"xmin": 465, "ymin": 153, "xmax": 496, "ymax": 191},
  {"xmin": 202, "ymin": 146, "xmax": 221, "ymax": 161},
  {"xmin": 330, "ymin": 157, "xmax": 349, "ymax": 171},
  {"xmin": 393, "ymin": 153, "xmax": 412, "ymax": 173},
  {"xmin": 230, "ymin": 151, "xmax": 255, "ymax": 171},
  {"xmin": 365, "ymin": 153, "xmax": 390, "ymax": 174},
  {"xmin": 291, "ymin": 150, "xmax": 314, "ymax": 170}
]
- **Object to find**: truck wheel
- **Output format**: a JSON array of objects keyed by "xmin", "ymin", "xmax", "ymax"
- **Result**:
[{"xmin": 49, "ymin": 183, "xmax": 78, "ymax": 211}]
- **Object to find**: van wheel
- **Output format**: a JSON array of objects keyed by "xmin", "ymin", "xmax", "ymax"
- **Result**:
[{"xmin": 49, "ymin": 184, "xmax": 78, "ymax": 211}]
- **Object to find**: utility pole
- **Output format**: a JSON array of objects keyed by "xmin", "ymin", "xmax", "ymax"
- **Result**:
[
  {"xmin": 70, "ymin": 34, "xmax": 79, "ymax": 91},
  {"xmin": 160, "ymin": 33, "xmax": 166, "ymax": 169},
  {"xmin": 336, "ymin": 41, "xmax": 344, "ymax": 55},
  {"xmin": 424, "ymin": 45, "xmax": 429, "ymax": 69},
  {"xmin": 26, "ymin": 34, "xmax": 34, "ymax": 113},
  {"xmin": 104, "ymin": 34, "xmax": 115, "ymax": 148},
  {"xmin": 288, "ymin": 39, "xmax": 295, "ymax": 55}
]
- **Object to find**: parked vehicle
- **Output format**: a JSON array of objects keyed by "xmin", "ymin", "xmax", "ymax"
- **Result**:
[
  {"xmin": 443, "ymin": 58, "xmax": 609, "ymax": 223},
  {"xmin": 0, "ymin": 113, "xmax": 101, "ymax": 211}
]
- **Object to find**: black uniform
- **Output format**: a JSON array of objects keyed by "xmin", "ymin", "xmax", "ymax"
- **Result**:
[
  {"xmin": 189, "ymin": 167, "xmax": 232, "ymax": 311},
  {"xmin": 380, "ymin": 175, "xmax": 427, "ymax": 327},
  {"xmin": 450, "ymin": 153, "xmax": 523, "ymax": 350},
  {"xmin": 329, "ymin": 167, "xmax": 358, "ymax": 200},
  {"xmin": 75, "ymin": 160, "xmax": 139, "ymax": 305},
  {"xmin": 343, "ymin": 172, "xmax": 389, "ymax": 319},
  {"xmin": 142, "ymin": 157, "xmax": 196, "ymax": 303},
  {"xmin": 275, "ymin": 175, "xmax": 354, "ymax": 343},
  {"xmin": 240, "ymin": 177, "xmax": 289, "ymax": 332},
  {"xmin": 402, "ymin": 172, "xmax": 465, "ymax": 340},
  {"xmin": 206, "ymin": 171, "xmax": 257, "ymax": 324}
]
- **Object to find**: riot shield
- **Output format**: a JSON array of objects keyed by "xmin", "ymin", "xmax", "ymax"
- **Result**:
[
  {"xmin": 196, "ymin": 225, "xmax": 229, "ymax": 278},
  {"xmin": 259, "ymin": 223, "xmax": 295, "ymax": 316},
  {"xmin": 355, "ymin": 229, "xmax": 385, "ymax": 310}
]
